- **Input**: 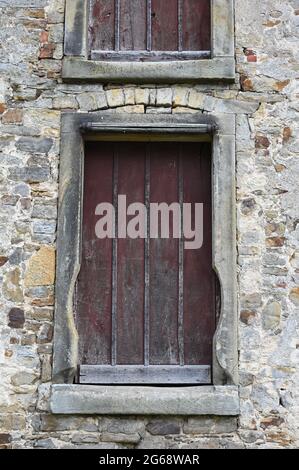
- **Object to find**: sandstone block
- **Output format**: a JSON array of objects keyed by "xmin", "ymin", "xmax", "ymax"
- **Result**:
[{"xmin": 25, "ymin": 246, "xmax": 55, "ymax": 287}]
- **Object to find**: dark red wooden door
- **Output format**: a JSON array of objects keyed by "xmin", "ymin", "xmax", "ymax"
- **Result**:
[
  {"xmin": 89, "ymin": 0, "xmax": 211, "ymax": 61},
  {"xmin": 75, "ymin": 141, "xmax": 215, "ymax": 384}
]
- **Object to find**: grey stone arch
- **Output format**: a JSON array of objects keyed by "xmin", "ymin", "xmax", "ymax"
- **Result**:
[
  {"xmin": 53, "ymin": 113, "xmax": 238, "ymax": 397},
  {"xmin": 62, "ymin": 0, "xmax": 235, "ymax": 83}
]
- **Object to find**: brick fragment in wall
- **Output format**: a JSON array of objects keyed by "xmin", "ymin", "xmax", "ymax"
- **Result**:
[
  {"xmin": 39, "ymin": 43, "xmax": 56, "ymax": 59},
  {"xmin": 1, "ymin": 109, "xmax": 23, "ymax": 124},
  {"xmin": 255, "ymin": 135, "xmax": 270, "ymax": 149},
  {"xmin": 240, "ymin": 74, "xmax": 254, "ymax": 92},
  {"xmin": 240, "ymin": 310, "xmax": 256, "ymax": 325},
  {"xmin": 0, "ymin": 256, "xmax": 8, "ymax": 267},
  {"xmin": 0, "ymin": 434, "xmax": 12, "ymax": 445}
]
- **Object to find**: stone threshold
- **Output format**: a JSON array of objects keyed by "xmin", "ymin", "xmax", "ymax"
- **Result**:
[{"xmin": 50, "ymin": 385, "xmax": 239, "ymax": 416}]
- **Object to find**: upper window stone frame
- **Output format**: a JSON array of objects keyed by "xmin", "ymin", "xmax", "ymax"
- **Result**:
[{"xmin": 63, "ymin": 0, "xmax": 235, "ymax": 83}]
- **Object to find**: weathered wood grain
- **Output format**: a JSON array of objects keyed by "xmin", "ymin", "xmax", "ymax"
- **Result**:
[
  {"xmin": 149, "ymin": 143, "xmax": 179, "ymax": 365},
  {"xmin": 183, "ymin": 142, "xmax": 215, "ymax": 365},
  {"xmin": 89, "ymin": 0, "xmax": 115, "ymax": 51},
  {"xmin": 151, "ymin": 0, "xmax": 178, "ymax": 51},
  {"xmin": 76, "ymin": 142, "xmax": 113, "ymax": 365},
  {"xmin": 117, "ymin": 143, "xmax": 145, "ymax": 364},
  {"xmin": 120, "ymin": 0, "xmax": 147, "ymax": 50},
  {"xmin": 182, "ymin": 0, "xmax": 211, "ymax": 51}
]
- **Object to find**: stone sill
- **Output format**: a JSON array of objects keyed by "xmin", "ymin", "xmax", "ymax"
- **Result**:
[
  {"xmin": 50, "ymin": 385, "xmax": 239, "ymax": 416},
  {"xmin": 62, "ymin": 57, "xmax": 236, "ymax": 84}
]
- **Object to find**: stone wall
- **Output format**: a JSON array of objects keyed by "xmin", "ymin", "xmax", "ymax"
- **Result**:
[{"xmin": 0, "ymin": 0, "xmax": 298, "ymax": 449}]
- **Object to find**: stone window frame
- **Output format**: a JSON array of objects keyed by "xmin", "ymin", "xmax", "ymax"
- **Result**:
[
  {"xmin": 63, "ymin": 0, "xmax": 235, "ymax": 83},
  {"xmin": 50, "ymin": 112, "xmax": 239, "ymax": 416}
]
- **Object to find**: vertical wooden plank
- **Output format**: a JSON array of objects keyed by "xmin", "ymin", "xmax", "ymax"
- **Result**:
[
  {"xmin": 144, "ymin": 148, "xmax": 150, "ymax": 366},
  {"xmin": 120, "ymin": 0, "xmax": 147, "ymax": 51},
  {"xmin": 146, "ymin": 0, "xmax": 152, "ymax": 51},
  {"xmin": 151, "ymin": 0, "xmax": 178, "ymax": 51},
  {"xmin": 116, "ymin": 143, "xmax": 145, "ymax": 365},
  {"xmin": 114, "ymin": 0, "xmax": 120, "ymax": 51},
  {"xmin": 89, "ymin": 0, "xmax": 115, "ymax": 51},
  {"xmin": 182, "ymin": 0, "xmax": 211, "ymax": 51},
  {"xmin": 178, "ymin": 0, "xmax": 183, "ymax": 52},
  {"xmin": 178, "ymin": 150, "xmax": 184, "ymax": 365},
  {"xmin": 111, "ymin": 149, "xmax": 118, "ymax": 365},
  {"xmin": 149, "ymin": 143, "xmax": 179, "ymax": 365},
  {"xmin": 76, "ymin": 142, "xmax": 113, "ymax": 365},
  {"xmin": 183, "ymin": 142, "xmax": 215, "ymax": 365}
]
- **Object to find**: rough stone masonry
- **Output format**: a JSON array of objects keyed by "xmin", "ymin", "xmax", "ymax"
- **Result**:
[{"xmin": 0, "ymin": 0, "xmax": 298, "ymax": 449}]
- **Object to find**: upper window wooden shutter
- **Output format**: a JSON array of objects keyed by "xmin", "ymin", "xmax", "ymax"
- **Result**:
[{"xmin": 89, "ymin": 0, "xmax": 211, "ymax": 61}]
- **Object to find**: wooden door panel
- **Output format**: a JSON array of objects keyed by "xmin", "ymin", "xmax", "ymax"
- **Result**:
[
  {"xmin": 90, "ymin": 0, "xmax": 115, "ymax": 51},
  {"xmin": 183, "ymin": 143, "xmax": 214, "ymax": 365},
  {"xmin": 76, "ymin": 141, "xmax": 215, "ymax": 384},
  {"xmin": 76, "ymin": 142, "xmax": 113, "ymax": 365},
  {"xmin": 149, "ymin": 144, "xmax": 179, "ymax": 365},
  {"xmin": 182, "ymin": 0, "xmax": 211, "ymax": 51},
  {"xmin": 116, "ymin": 143, "xmax": 145, "ymax": 364},
  {"xmin": 120, "ymin": 0, "xmax": 147, "ymax": 51},
  {"xmin": 151, "ymin": 0, "xmax": 178, "ymax": 51}
]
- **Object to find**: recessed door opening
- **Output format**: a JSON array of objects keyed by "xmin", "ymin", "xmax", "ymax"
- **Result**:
[{"xmin": 74, "ymin": 140, "xmax": 216, "ymax": 385}]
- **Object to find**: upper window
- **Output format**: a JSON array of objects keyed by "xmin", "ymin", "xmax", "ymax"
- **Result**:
[
  {"xmin": 63, "ymin": 0, "xmax": 234, "ymax": 82},
  {"xmin": 89, "ymin": 0, "xmax": 211, "ymax": 61}
]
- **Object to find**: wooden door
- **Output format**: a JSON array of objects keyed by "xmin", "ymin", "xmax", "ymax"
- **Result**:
[{"xmin": 75, "ymin": 141, "xmax": 215, "ymax": 384}]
